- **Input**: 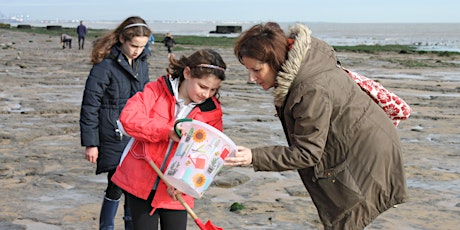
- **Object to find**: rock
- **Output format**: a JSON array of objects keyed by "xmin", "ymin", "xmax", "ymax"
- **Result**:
[{"xmin": 212, "ymin": 170, "xmax": 250, "ymax": 188}]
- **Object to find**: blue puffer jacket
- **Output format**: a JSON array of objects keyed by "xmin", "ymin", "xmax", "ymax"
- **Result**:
[{"xmin": 80, "ymin": 46, "xmax": 150, "ymax": 174}]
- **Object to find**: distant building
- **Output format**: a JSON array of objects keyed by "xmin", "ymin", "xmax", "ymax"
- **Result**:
[{"xmin": 210, "ymin": 25, "xmax": 242, "ymax": 34}]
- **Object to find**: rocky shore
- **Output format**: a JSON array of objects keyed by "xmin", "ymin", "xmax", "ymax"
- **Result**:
[{"xmin": 0, "ymin": 30, "xmax": 459, "ymax": 229}]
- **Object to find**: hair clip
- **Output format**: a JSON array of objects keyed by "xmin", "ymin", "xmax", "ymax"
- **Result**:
[
  {"xmin": 123, "ymin": 23, "xmax": 149, "ymax": 30},
  {"xmin": 196, "ymin": 64, "xmax": 226, "ymax": 72}
]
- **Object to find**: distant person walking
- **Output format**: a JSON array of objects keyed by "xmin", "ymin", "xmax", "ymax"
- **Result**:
[
  {"xmin": 76, "ymin": 20, "xmax": 87, "ymax": 50},
  {"xmin": 60, "ymin": 33, "xmax": 72, "ymax": 49},
  {"xmin": 162, "ymin": 32, "xmax": 176, "ymax": 57}
]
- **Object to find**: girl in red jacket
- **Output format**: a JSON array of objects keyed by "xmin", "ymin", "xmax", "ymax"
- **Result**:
[{"xmin": 112, "ymin": 49, "xmax": 227, "ymax": 230}]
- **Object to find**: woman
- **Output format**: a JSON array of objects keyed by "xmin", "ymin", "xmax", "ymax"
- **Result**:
[
  {"xmin": 111, "ymin": 49, "xmax": 227, "ymax": 230},
  {"xmin": 225, "ymin": 22, "xmax": 408, "ymax": 230},
  {"xmin": 79, "ymin": 16, "xmax": 151, "ymax": 229}
]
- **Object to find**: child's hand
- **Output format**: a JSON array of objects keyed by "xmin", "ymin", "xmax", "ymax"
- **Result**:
[
  {"xmin": 168, "ymin": 128, "xmax": 181, "ymax": 142},
  {"xmin": 169, "ymin": 125, "xmax": 185, "ymax": 142},
  {"xmin": 85, "ymin": 146, "xmax": 98, "ymax": 163},
  {"xmin": 167, "ymin": 186, "xmax": 183, "ymax": 201}
]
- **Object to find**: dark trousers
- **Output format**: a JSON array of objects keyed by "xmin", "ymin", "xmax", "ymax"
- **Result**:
[
  {"xmin": 62, "ymin": 39, "xmax": 72, "ymax": 49},
  {"xmin": 125, "ymin": 190, "xmax": 187, "ymax": 230},
  {"xmin": 78, "ymin": 36, "xmax": 85, "ymax": 49},
  {"xmin": 106, "ymin": 170, "xmax": 123, "ymax": 199}
]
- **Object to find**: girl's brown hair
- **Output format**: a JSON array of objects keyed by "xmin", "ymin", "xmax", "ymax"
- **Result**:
[
  {"xmin": 168, "ymin": 49, "xmax": 226, "ymax": 82},
  {"xmin": 91, "ymin": 16, "xmax": 152, "ymax": 64},
  {"xmin": 233, "ymin": 22, "xmax": 288, "ymax": 73},
  {"xmin": 168, "ymin": 49, "xmax": 227, "ymax": 98}
]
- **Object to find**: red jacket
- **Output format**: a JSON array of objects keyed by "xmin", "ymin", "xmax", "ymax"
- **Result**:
[{"xmin": 111, "ymin": 75, "xmax": 223, "ymax": 213}]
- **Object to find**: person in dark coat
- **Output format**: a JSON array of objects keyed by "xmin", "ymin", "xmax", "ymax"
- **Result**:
[
  {"xmin": 76, "ymin": 20, "xmax": 87, "ymax": 50},
  {"xmin": 79, "ymin": 16, "xmax": 152, "ymax": 230},
  {"xmin": 161, "ymin": 32, "xmax": 176, "ymax": 57},
  {"xmin": 225, "ymin": 22, "xmax": 408, "ymax": 230}
]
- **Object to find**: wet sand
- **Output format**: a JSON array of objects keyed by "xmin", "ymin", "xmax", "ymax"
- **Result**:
[{"xmin": 0, "ymin": 30, "xmax": 459, "ymax": 230}]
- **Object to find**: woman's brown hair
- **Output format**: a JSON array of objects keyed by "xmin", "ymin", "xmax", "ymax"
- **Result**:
[
  {"xmin": 91, "ymin": 16, "xmax": 152, "ymax": 64},
  {"xmin": 234, "ymin": 22, "xmax": 288, "ymax": 73}
]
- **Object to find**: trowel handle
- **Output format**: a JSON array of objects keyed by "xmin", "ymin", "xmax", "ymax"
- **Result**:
[{"xmin": 145, "ymin": 158, "xmax": 199, "ymax": 220}]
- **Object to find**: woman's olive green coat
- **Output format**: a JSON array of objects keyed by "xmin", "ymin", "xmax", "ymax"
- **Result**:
[{"xmin": 251, "ymin": 24, "xmax": 408, "ymax": 230}]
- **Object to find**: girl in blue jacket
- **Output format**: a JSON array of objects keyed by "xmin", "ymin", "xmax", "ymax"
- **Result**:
[{"xmin": 79, "ymin": 16, "xmax": 152, "ymax": 230}]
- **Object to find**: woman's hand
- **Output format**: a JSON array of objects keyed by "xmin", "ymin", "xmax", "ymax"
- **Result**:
[
  {"xmin": 167, "ymin": 186, "xmax": 183, "ymax": 201},
  {"xmin": 224, "ymin": 146, "xmax": 253, "ymax": 166}
]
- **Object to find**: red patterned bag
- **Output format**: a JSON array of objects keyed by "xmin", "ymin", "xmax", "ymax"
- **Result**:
[{"xmin": 342, "ymin": 68, "xmax": 412, "ymax": 127}]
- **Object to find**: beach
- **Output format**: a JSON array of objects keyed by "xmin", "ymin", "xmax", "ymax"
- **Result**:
[{"xmin": 0, "ymin": 29, "xmax": 459, "ymax": 230}]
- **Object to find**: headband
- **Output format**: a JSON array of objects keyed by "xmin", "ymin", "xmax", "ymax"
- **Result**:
[
  {"xmin": 123, "ymin": 23, "xmax": 149, "ymax": 30},
  {"xmin": 196, "ymin": 64, "xmax": 226, "ymax": 72}
]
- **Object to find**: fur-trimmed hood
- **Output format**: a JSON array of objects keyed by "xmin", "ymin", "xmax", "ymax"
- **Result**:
[
  {"xmin": 272, "ymin": 23, "xmax": 337, "ymax": 107},
  {"xmin": 273, "ymin": 23, "xmax": 312, "ymax": 107}
]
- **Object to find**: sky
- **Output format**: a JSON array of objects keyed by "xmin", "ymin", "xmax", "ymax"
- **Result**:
[{"xmin": 0, "ymin": 0, "xmax": 459, "ymax": 23}]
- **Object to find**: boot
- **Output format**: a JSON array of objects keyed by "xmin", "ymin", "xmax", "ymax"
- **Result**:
[
  {"xmin": 99, "ymin": 196, "xmax": 120, "ymax": 230},
  {"xmin": 123, "ymin": 201, "xmax": 133, "ymax": 230}
]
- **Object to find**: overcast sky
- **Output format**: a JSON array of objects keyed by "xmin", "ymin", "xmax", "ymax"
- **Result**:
[{"xmin": 0, "ymin": 0, "xmax": 458, "ymax": 23}]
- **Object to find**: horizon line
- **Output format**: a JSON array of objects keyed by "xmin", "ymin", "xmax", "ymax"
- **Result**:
[{"xmin": 2, "ymin": 18, "xmax": 460, "ymax": 24}]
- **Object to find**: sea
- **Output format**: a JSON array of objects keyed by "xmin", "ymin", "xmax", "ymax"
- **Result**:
[{"xmin": 5, "ymin": 20, "xmax": 460, "ymax": 52}]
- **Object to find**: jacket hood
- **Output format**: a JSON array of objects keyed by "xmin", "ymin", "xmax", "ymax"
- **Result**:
[
  {"xmin": 273, "ymin": 24, "xmax": 337, "ymax": 107},
  {"xmin": 109, "ymin": 45, "xmax": 149, "ymax": 62},
  {"xmin": 107, "ymin": 46, "xmax": 149, "ymax": 80},
  {"xmin": 273, "ymin": 23, "xmax": 312, "ymax": 107}
]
